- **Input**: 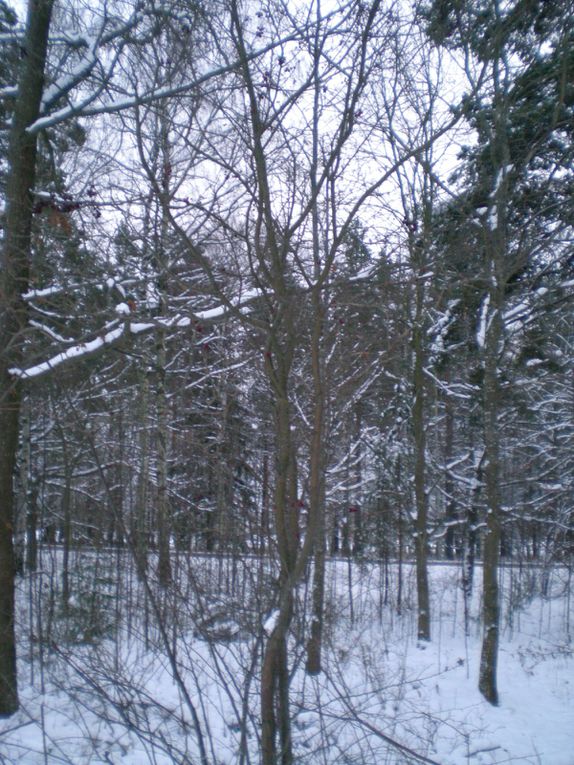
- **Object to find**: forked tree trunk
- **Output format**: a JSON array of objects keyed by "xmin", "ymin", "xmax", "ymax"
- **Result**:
[
  {"xmin": 261, "ymin": 379, "xmax": 298, "ymax": 765},
  {"xmin": 0, "ymin": 0, "xmax": 54, "ymax": 717},
  {"xmin": 261, "ymin": 593, "xmax": 293, "ymax": 765}
]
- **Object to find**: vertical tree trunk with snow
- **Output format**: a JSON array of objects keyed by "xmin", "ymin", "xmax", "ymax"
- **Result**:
[
  {"xmin": 0, "ymin": 0, "xmax": 53, "ymax": 717},
  {"xmin": 413, "ymin": 257, "xmax": 431, "ymax": 641},
  {"xmin": 155, "ymin": 112, "xmax": 173, "ymax": 588},
  {"xmin": 479, "ymin": 226, "xmax": 506, "ymax": 705},
  {"xmin": 443, "ymin": 380, "xmax": 456, "ymax": 561},
  {"xmin": 61, "ymin": 452, "xmax": 72, "ymax": 612},
  {"xmin": 135, "ymin": 370, "xmax": 150, "ymax": 577},
  {"xmin": 306, "ymin": 290, "xmax": 327, "ymax": 675},
  {"xmin": 18, "ymin": 398, "xmax": 36, "ymax": 572},
  {"xmin": 261, "ymin": 354, "xmax": 298, "ymax": 765},
  {"xmin": 478, "ymin": 21, "xmax": 510, "ymax": 702},
  {"xmin": 156, "ymin": 324, "xmax": 172, "ymax": 587},
  {"xmin": 463, "ymin": 448, "xmax": 483, "ymax": 635},
  {"xmin": 479, "ymin": 277, "xmax": 504, "ymax": 704}
]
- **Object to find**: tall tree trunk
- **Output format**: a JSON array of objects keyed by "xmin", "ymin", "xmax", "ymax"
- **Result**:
[
  {"xmin": 306, "ymin": 517, "xmax": 325, "ymax": 675},
  {"xmin": 18, "ymin": 398, "xmax": 32, "ymax": 573},
  {"xmin": 396, "ymin": 455, "xmax": 404, "ymax": 616},
  {"xmin": 463, "ymin": 448, "xmax": 483, "ymax": 636},
  {"xmin": 135, "ymin": 370, "xmax": 150, "ymax": 577},
  {"xmin": 156, "ymin": 112, "xmax": 172, "ymax": 587},
  {"xmin": 261, "ymin": 376, "xmax": 298, "ymax": 765},
  {"xmin": 478, "ymin": 13, "xmax": 510, "ymax": 702},
  {"xmin": 156, "ymin": 325, "xmax": 172, "ymax": 587},
  {"xmin": 260, "ymin": 451, "xmax": 269, "ymax": 555},
  {"xmin": 306, "ymin": 290, "xmax": 326, "ymax": 675},
  {"xmin": 261, "ymin": 593, "xmax": 293, "ymax": 765},
  {"xmin": 443, "ymin": 381, "xmax": 456, "ymax": 561},
  {"xmin": 26, "ymin": 489, "xmax": 38, "ymax": 573},
  {"xmin": 413, "ymin": 259, "xmax": 431, "ymax": 642},
  {"xmin": 61, "ymin": 460, "xmax": 72, "ymax": 613},
  {"xmin": 0, "ymin": 0, "xmax": 54, "ymax": 717},
  {"xmin": 479, "ymin": 305, "xmax": 502, "ymax": 704}
]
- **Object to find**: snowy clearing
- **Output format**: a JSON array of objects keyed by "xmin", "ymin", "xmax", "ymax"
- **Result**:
[{"xmin": 1, "ymin": 555, "xmax": 571, "ymax": 764}]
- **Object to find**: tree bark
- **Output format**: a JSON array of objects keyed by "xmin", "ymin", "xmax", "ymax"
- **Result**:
[
  {"xmin": 479, "ymin": 305, "xmax": 502, "ymax": 705},
  {"xmin": 135, "ymin": 370, "xmax": 150, "ymax": 577},
  {"xmin": 156, "ymin": 111, "xmax": 172, "ymax": 587},
  {"xmin": 413, "ymin": 256, "xmax": 431, "ymax": 642},
  {"xmin": 306, "ymin": 291, "xmax": 326, "ymax": 675},
  {"xmin": 478, "ymin": 9, "xmax": 510, "ymax": 702},
  {"xmin": 156, "ymin": 324, "xmax": 172, "ymax": 586},
  {"xmin": 443, "ymin": 379, "xmax": 456, "ymax": 561},
  {"xmin": 0, "ymin": 0, "xmax": 54, "ymax": 717}
]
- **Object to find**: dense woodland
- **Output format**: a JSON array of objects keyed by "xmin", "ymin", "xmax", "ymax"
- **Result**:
[{"xmin": 0, "ymin": 0, "xmax": 573, "ymax": 763}]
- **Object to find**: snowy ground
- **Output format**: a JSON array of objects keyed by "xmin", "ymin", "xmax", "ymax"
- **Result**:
[{"xmin": 1, "ymin": 552, "xmax": 572, "ymax": 764}]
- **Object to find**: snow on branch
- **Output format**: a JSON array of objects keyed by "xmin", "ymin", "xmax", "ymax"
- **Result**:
[
  {"xmin": 27, "ymin": 30, "xmax": 305, "ymax": 134},
  {"xmin": 10, "ymin": 325, "xmax": 126, "ymax": 380},
  {"xmin": 10, "ymin": 289, "xmax": 262, "ymax": 381}
]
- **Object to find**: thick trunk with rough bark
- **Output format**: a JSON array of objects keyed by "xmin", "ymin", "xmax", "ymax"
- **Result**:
[{"xmin": 0, "ymin": 0, "xmax": 54, "ymax": 717}]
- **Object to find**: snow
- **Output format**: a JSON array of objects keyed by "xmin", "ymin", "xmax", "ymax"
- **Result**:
[
  {"xmin": 487, "ymin": 206, "xmax": 498, "ymax": 231},
  {"xmin": 114, "ymin": 302, "xmax": 131, "ymax": 316},
  {"xmin": 195, "ymin": 304, "xmax": 228, "ymax": 320},
  {"xmin": 9, "ymin": 326, "xmax": 125, "ymax": 379},
  {"xmin": 476, "ymin": 294, "xmax": 490, "ymax": 349},
  {"xmin": 22, "ymin": 285, "xmax": 65, "ymax": 300},
  {"xmin": 263, "ymin": 609, "xmax": 280, "ymax": 635},
  {"xmin": 1, "ymin": 556, "xmax": 571, "ymax": 765},
  {"xmin": 29, "ymin": 320, "xmax": 74, "ymax": 344},
  {"xmin": 41, "ymin": 43, "xmax": 97, "ymax": 109}
]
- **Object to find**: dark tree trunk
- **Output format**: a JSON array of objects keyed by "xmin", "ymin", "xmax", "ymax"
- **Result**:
[
  {"xmin": 413, "ymin": 259, "xmax": 430, "ymax": 642},
  {"xmin": 0, "ymin": 0, "xmax": 54, "ymax": 718},
  {"xmin": 463, "ymin": 450, "xmax": 482, "ymax": 636},
  {"xmin": 479, "ymin": 306, "xmax": 502, "ymax": 705},
  {"xmin": 305, "ymin": 290, "xmax": 326, "ymax": 675},
  {"xmin": 478, "ymin": 22, "xmax": 510, "ymax": 702},
  {"xmin": 444, "ymin": 385, "xmax": 457, "ymax": 561},
  {"xmin": 26, "ymin": 486, "xmax": 38, "ymax": 573},
  {"xmin": 61, "ymin": 467, "xmax": 72, "ymax": 613},
  {"xmin": 305, "ymin": 529, "xmax": 325, "ymax": 675}
]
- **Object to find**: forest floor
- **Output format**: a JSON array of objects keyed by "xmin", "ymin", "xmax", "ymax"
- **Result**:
[{"xmin": 0, "ymin": 553, "xmax": 572, "ymax": 764}]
